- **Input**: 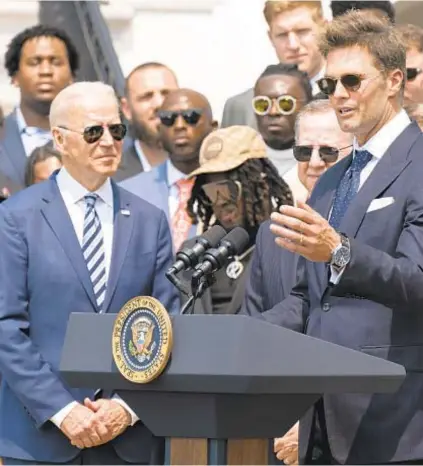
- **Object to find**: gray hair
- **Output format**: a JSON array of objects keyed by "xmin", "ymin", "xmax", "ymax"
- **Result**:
[
  {"xmin": 49, "ymin": 81, "xmax": 119, "ymax": 128},
  {"xmin": 295, "ymin": 100, "xmax": 337, "ymax": 143}
]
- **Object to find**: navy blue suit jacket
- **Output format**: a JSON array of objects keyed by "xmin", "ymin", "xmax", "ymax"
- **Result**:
[
  {"xmin": 0, "ymin": 110, "xmax": 27, "ymax": 185},
  {"xmin": 261, "ymin": 122, "xmax": 423, "ymax": 464},
  {"xmin": 120, "ymin": 162, "xmax": 197, "ymax": 246},
  {"xmin": 0, "ymin": 175, "xmax": 179, "ymax": 462}
]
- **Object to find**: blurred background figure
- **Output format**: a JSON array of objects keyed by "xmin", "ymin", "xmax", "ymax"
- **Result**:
[
  {"xmin": 2, "ymin": 25, "xmax": 78, "ymax": 186},
  {"xmin": 221, "ymin": 0, "xmax": 325, "ymax": 129},
  {"xmin": 397, "ymin": 24, "xmax": 423, "ymax": 108},
  {"xmin": 115, "ymin": 62, "xmax": 179, "ymax": 181},
  {"xmin": 183, "ymin": 125, "xmax": 293, "ymax": 315},
  {"xmin": 121, "ymin": 88, "xmax": 217, "ymax": 252},
  {"xmin": 25, "ymin": 140, "xmax": 62, "ymax": 186},
  {"xmin": 330, "ymin": 1, "xmax": 395, "ymax": 22}
]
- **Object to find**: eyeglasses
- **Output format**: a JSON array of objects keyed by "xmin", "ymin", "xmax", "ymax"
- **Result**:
[
  {"xmin": 252, "ymin": 95, "xmax": 298, "ymax": 116},
  {"xmin": 58, "ymin": 123, "xmax": 127, "ymax": 144},
  {"xmin": 317, "ymin": 74, "xmax": 378, "ymax": 96},
  {"xmin": 293, "ymin": 144, "xmax": 353, "ymax": 163},
  {"xmin": 201, "ymin": 180, "xmax": 242, "ymax": 206},
  {"xmin": 407, "ymin": 68, "xmax": 422, "ymax": 81},
  {"xmin": 158, "ymin": 109, "xmax": 203, "ymax": 127}
]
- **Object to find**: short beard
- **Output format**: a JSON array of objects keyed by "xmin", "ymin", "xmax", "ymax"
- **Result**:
[{"xmin": 130, "ymin": 119, "xmax": 161, "ymax": 148}]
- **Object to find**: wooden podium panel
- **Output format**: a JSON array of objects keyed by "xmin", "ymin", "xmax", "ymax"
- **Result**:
[{"xmin": 168, "ymin": 438, "xmax": 268, "ymax": 465}]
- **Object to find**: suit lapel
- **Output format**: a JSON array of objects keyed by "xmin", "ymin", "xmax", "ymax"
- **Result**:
[
  {"xmin": 102, "ymin": 182, "xmax": 134, "ymax": 312},
  {"xmin": 3, "ymin": 111, "xmax": 27, "ymax": 184},
  {"xmin": 339, "ymin": 122, "xmax": 420, "ymax": 238},
  {"xmin": 41, "ymin": 179, "xmax": 97, "ymax": 309}
]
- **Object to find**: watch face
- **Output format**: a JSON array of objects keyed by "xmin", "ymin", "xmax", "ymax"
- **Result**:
[{"xmin": 335, "ymin": 245, "xmax": 350, "ymax": 268}]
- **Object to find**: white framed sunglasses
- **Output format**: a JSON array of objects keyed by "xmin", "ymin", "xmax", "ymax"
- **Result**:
[{"xmin": 252, "ymin": 95, "xmax": 298, "ymax": 116}]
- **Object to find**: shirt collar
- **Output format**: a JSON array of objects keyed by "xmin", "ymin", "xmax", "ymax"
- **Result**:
[
  {"xmin": 15, "ymin": 106, "xmax": 50, "ymax": 135},
  {"xmin": 166, "ymin": 159, "xmax": 188, "ymax": 187},
  {"xmin": 310, "ymin": 66, "xmax": 325, "ymax": 87},
  {"xmin": 353, "ymin": 109, "xmax": 411, "ymax": 159},
  {"xmin": 56, "ymin": 166, "xmax": 113, "ymax": 207},
  {"xmin": 134, "ymin": 139, "xmax": 152, "ymax": 172}
]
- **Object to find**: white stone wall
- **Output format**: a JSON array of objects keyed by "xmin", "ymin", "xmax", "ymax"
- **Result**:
[{"xmin": 0, "ymin": 0, "xmax": 335, "ymax": 120}]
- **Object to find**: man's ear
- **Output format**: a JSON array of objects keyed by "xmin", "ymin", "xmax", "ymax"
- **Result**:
[
  {"xmin": 52, "ymin": 127, "xmax": 65, "ymax": 151},
  {"xmin": 120, "ymin": 97, "xmax": 132, "ymax": 122}
]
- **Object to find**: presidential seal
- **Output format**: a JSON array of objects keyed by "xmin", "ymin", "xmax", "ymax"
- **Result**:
[{"xmin": 112, "ymin": 296, "xmax": 173, "ymax": 383}]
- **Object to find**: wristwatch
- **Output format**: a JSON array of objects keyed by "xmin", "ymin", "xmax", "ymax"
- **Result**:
[{"xmin": 330, "ymin": 233, "xmax": 351, "ymax": 271}]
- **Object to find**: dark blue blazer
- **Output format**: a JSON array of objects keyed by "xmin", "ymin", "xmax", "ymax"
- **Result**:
[
  {"xmin": 0, "ymin": 110, "xmax": 27, "ymax": 185},
  {"xmin": 0, "ymin": 175, "xmax": 179, "ymax": 463},
  {"xmin": 241, "ymin": 219, "xmax": 303, "ymax": 332},
  {"xmin": 262, "ymin": 122, "xmax": 423, "ymax": 464},
  {"xmin": 120, "ymin": 162, "xmax": 197, "ymax": 246}
]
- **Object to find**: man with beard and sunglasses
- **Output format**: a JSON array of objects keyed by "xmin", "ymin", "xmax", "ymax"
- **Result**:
[
  {"xmin": 243, "ymin": 99, "xmax": 353, "ymax": 465},
  {"xmin": 253, "ymin": 63, "xmax": 312, "ymax": 201},
  {"xmin": 115, "ymin": 62, "xmax": 179, "ymax": 182},
  {"xmin": 121, "ymin": 89, "xmax": 217, "ymax": 253},
  {"xmin": 2, "ymin": 25, "xmax": 78, "ymax": 186},
  {"xmin": 0, "ymin": 81, "xmax": 178, "ymax": 465},
  {"xmin": 180, "ymin": 125, "xmax": 293, "ymax": 315},
  {"xmin": 253, "ymin": 11, "xmax": 423, "ymax": 465}
]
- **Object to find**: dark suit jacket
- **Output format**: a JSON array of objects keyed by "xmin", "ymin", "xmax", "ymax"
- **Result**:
[
  {"xmin": 0, "ymin": 175, "xmax": 179, "ymax": 463},
  {"xmin": 221, "ymin": 88, "xmax": 257, "ymax": 130},
  {"xmin": 261, "ymin": 122, "xmax": 423, "ymax": 464},
  {"xmin": 114, "ymin": 141, "xmax": 144, "ymax": 182},
  {"xmin": 1, "ymin": 111, "xmax": 27, "ymax": 185},
  {"xmin": 241, "ymin": 220, "xmax": 303, "ymax": 331},
  {"xmin": 180, "ymin": 237, "xmax": 250, "ymax": 315}
]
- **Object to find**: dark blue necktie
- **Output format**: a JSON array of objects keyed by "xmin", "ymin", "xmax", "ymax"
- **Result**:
[{"xmin": 329, "ymin": 150, "xmax": 373, "ymax": 230}]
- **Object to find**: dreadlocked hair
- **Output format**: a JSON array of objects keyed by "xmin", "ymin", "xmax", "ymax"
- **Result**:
[{"xmin": 187, "ymin": 158, "xmax": 294, "ymax": 232}]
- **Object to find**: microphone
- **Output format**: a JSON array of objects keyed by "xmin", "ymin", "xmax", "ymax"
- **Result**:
[
  {"xmin": 166, "ymin": 225, "xmax": 227, "ymax": 276},
  {"xmin": 191, "ymin": 227, "xmax": 250, "ymax": 286}
]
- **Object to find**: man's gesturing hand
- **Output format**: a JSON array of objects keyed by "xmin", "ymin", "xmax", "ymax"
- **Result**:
[
  {"xmin": 84, "ymin": 398, "xmax": 131, "ymax": 443},
  {"xmin": 270, "ymin": 201, "xmax": 341, "ymax": 263},
  {"xmin": 60, "ymin": 403, "xmax": 110, "ymax": 449}
]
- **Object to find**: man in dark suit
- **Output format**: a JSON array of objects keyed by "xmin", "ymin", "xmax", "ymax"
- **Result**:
[
  {"xmin": 257, "ymin": 11, "xmax": 423, "ymax": 465},
  {"xmin": 115, "ymin": 62, "xmax": 179, "ymax": 182},
  {"xmin": 0, "ymin": 81, "xmax": 179, "ymax": 465},
  {"xmin": 2, "ymin": 25, "xmax": 78, "ymax": 186}
]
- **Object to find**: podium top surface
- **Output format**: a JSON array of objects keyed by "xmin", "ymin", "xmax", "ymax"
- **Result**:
[{"xmin": 60, "ymin": 313, "xmax": 405, "ymax": 394}]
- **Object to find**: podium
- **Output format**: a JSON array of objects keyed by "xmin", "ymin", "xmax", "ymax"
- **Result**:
[{"xmin": 60, "ymin": 313, "xmax": 405, "ymax": 465}]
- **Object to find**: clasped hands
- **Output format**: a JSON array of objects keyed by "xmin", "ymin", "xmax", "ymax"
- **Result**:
[
  {"xmin": 270, "ymin": 201, "xmax": 341, "ymax": 262},
  {"xmin": 60, "ymin": 398, "xmax": 131, "ymax": 449}
]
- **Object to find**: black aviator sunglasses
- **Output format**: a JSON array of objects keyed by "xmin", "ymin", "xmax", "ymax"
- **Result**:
[
  {"xmin": 58, "ymin": 123, "xmax": 127, "ymax": 144},
  {"xmin": 293, "ymin": 144, "xmax": 353, "ymax": 163},
  {"xmin": 158, "ymin": 109, "xmax": 203, "ymax": 127}
]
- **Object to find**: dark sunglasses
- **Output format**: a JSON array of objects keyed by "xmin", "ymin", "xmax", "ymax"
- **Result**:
[
  {"xmin": 317, "ymin": 74, "xmax": 377, "ymax": 96},
  {"xmin": 158, "ymin": 109, "xmax": 203, "ymax": 127},
  {"xmin": 58, "ymin": 123, "xmax": 126, "ymax": 144},
  {"xmin": 252, "ymin": 95, "xmax": 298, "ymax": 116},
  {"xmin": 407, "ymin": 67, "xmax": 422, "ymax": 81},
  {"xmin": 293, "ymin": 144, "xmax": 353, "ymax": 163}
]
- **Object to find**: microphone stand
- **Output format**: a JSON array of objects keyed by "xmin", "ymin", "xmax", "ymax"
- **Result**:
[{"xmin": 180, "ymin": 272, "xmax": 216, "ymax": 315}]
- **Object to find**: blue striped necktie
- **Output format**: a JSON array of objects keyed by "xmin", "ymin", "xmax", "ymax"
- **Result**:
[
  {"xmin": 82, "ymin": 194, "xmax": 107, "ymax": 312},
  {"xmin": 329, "ymin": 150, "xmax": 373, "ymax": 230}
]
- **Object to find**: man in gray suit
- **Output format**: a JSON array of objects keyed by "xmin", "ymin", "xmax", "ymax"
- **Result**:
[
  {"xmin": 221, "ymin": 0, "xmax": 326, "ymax": 129},
  {"xmin": 259, "ymin": 11, "xmax": 423, "ymax": 464}
]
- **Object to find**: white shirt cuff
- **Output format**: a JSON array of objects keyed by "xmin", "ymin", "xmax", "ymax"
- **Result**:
[
  {"xmin": 50, "ymin": 401, "xmax": 78, "ymax": 428},
  {"xmin": 329, "ymin": 265, "xmax": 346, "ymax": 285},
  {"xmin": 112, "ymin": 394, "xmax": 139, "ymax": 426}
]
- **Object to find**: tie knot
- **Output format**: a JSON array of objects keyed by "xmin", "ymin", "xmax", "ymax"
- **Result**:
[
  {"xmin": 351, "ymin": 150, "xmax": 372, "ymax": 173},
  {"xmin": 84, "ymin": 193, "xmax": 99, "ymax": 208},
  {"xmin": 176, "ymin": 178, "xmax": 194, "ymax": 194}
]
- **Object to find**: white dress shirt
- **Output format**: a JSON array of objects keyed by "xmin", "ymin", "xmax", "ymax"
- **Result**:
[
  {"xmin": 330, "ymin": 110, "xmax": 411, "ymax": 283},
  {"xmin": 50, "ymin": 167, "xmax": 138, "ymax": 428},
  {"xmin": 134, "ymin": 140, "xmax": 152, "ymax": 172},
  {"xmin": 310, "ymin": 66, "xmax": 325, "ymax": 95}
]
